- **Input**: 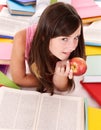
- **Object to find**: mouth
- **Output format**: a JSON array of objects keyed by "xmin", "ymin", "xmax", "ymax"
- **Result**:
[
  {"xmin": 62, "ymin": 52, "xmax": 70, "ymax": 56},
  {"xmin": 62, "ymin": 52, "xmax": 70, "ymax": 59}
]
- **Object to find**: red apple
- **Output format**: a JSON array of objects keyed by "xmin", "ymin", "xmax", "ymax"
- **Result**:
[{"xmin": 70, "ymin": 57, "xmax": 87, "ymax": 76}]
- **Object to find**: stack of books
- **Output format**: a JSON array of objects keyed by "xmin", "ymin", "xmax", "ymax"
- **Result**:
[
  {"xmin": 71, "ymin": 0, "xmax": 101, "ymax": 24},
  {"xmin": 0, "ymin": 1, "xmax": 34, "ymax": 69},
  {"xmin": 81, "ymin": 20, "xmax": 101, "ymax": 106},
  {"xmin": 6, "ymin": 0, "xmax": 36, "ymax": 16}
]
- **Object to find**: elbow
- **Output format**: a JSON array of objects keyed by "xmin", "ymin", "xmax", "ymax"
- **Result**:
[{"xmin": 12, "ymin": 76, "xmax": 22, "ymax": 86}]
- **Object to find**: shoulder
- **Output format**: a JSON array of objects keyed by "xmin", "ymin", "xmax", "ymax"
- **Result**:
[
  {"xmin": 13, "ymin": 29, "xmax": 26, "ymax": 58},
  {"xmin": 26, "ymin": 24, "xmax": 37, "ymax": 42},
  {"xmin": 14, "ymin": 29, "xmax": 26, "ymax": 44},
  {"xmin": 26, "ymin": 24, "xmax": 37, "ymax": 59}
]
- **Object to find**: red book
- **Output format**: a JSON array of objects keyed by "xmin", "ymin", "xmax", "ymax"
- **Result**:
[
  {"xmin": 81, "ymin": 81, "xmax": 101, "ymax": 106},
  {"xmin": 0, "ymin": 5, "xmax": 7, "ymax": 11}
]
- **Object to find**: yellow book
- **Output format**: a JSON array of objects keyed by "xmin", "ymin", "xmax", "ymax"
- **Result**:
[
  {"xmin": 0, "ymin": 38, "xmax": 13, "ymax": 43},
  {"xmin": 88, "ymin": 107, "xmax": 101, "ymax": 130},
  {"xmin": 85, "ymin": 45, "xmax": 101, "ymax": 56},
  {"xmin": 82, "ymin": 16, "xmax": 101, "ymax": 24}
]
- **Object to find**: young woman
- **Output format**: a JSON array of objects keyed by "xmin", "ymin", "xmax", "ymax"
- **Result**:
[{"xmin": 10, "ymin": 2, "xmax": 86, "ymax": 95}]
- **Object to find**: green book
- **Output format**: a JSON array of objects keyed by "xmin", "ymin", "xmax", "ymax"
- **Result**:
[
  {"xmin": 83, "ymin": 55, "xmax": 101, "ymax": 83},
  {"xmin": 0, "ymin": 71, "xmax": 20, "ymax": 89},
  {"xmin": 84, "ymin": 98, "xmax": 88, "ymax": 130}
]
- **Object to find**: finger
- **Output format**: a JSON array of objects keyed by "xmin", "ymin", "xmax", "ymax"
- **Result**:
[
  {"xmin": 68, "ymin": 69, "xmax": 73, "ymax": 79},
  {"xmin": 65, "ymin": 60, "xmax": 70, "ymax": 74}
]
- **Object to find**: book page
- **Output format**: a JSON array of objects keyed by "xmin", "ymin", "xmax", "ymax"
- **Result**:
[
  {"xmin": 0, "ymin": 7, "xmax": 31, "ymax": 23},
  {"xmin": 0, "ymin": 87, "xmax": 41, "ymax": 130},
  {"xmin": 35, "ymin": 94, "xmax": 84, "ymax": 130},
  {"xmin": 83, "ymin": 20, "xmax": 101, "ymax": 44},
  {"xmin": 0, "ymin": 17, "xmax": 29, "ymax": 36},
  {"xmin": 0, "ymin": 7, "xmax": 31, "ymax": 37}
]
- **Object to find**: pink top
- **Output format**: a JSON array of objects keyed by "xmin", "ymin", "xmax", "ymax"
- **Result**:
[{"xmin": 25, "ymin": 24, "xmax": 37, "ymax": 59}]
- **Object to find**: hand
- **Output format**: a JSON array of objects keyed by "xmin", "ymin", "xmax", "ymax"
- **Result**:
[{"xmin": 54, "ymin": 60, "xmax": 73, "ymax": 79}]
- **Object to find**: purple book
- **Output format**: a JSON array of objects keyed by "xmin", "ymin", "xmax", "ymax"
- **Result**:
[
  {"xmin": 0, "ymin": 65, "xmax": 9, "ymax": 74},
  {"xmin": 12, "ymin": 0, "xmax": 36, "ymax": 5}
]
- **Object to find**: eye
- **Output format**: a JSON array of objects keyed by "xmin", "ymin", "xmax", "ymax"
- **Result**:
[
  {"xmin": 74, "ymin": 35, "xmax": 80, "ymax": 40},
  {"xmin": 62, "ymin": 37, "xmax": 68, "ymax": 41}
]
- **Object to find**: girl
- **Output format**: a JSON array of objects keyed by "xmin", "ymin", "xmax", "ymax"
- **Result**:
[{"xmin": 10, "ymin": 2, "xmax": 86, "ymax": 95}]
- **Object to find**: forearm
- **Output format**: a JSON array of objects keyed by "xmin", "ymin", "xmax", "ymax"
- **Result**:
[
  {"xmin": 53, "ymin": 74, "xmax": 68, "ymax": 91},
  {"xmin": 12, "ymin": 72, "xmax": 39, "ymax": 88}
]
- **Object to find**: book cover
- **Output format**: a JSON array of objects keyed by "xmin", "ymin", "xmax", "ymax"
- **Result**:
[
  {"xmin": 0, "ymin": 4, "xmax": 7, "ymax": 11},
  {"xmin": 0, "ymin": 35, "xmax": 14, "ymax": 39},
  {"xmin": 13, "ymin": 0, "xmax": 36, "ymax": 5},
  {"xmin": 0, "ymin": 38, "xmax": 13, "ymax": 43},
  {"xmin": 0, "ymin": 71, "xmax": 20, "ymax": 89},
  {"xmin": 0, "ymin": 64, "xmax": 9, "ymax": 74},
  {"xmin": 0, "ymin": 59, "xmax": 10, "ymax": 65},
  {"xmin": 85, "ymin": 41, "xmax": 101, "ymax": 46},
  {"xmin": 82, "ymin": 16, "xmax": 101, "ymax": 24},
  {"xmin": 7, "ymin": 0, "xmax": 36, "ymax": 16},
  {"xmin": 72, "ymin": 0, "xmax": 101, "ymax": 19},
  {"xmin": 83, "ymin": 55, "xmax": 101, "ymax": 82},
  {"xmin": 81, "ymin": 81, "xmax": 101, "ymax": 106},
  {"xmin": 85, "ymin": 45, "xmax": 101, "ymax": 55},
  {"xmin": 0, "ymin": 43, "xmax": 13, "ymax": 60},
  {"xmin": 88, "ymin": 107, "xmax": 101, "ymax": 130}
]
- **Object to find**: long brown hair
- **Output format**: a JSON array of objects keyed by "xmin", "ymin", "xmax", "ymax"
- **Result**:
[{"xmin": 28, "ymin": 2, "xmax": 86, "ymax": 94}]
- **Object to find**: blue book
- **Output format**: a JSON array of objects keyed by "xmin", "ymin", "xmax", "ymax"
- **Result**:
[
  {"xmin": 85, "ymin": 41, "xmax": 101, "ymax": 46},
  {"xmin": 7, "ymin": 0, "xmax": 36, "ymax": 16},
  {"xmin": 13, "ymin": 0, "xmax": 36, "ymax": 5},
  {"xmin": 0, "ymin": 35, "xmax": 13, "ymax": 39}
]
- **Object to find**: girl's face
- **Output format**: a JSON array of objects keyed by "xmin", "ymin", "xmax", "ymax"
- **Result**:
[{"xmin": 49, "ymin": 25, "xmax": 81, "ymax": 60}]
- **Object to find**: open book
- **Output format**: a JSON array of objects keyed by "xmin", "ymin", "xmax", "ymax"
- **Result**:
[
  {"xmin": 0, "ymin": 7, "xmax": 30, "ymax": 37},
  {"xmin": 83, "ymin": 20, "xmax": 101, "ymax": 46},
  {"xmin": 0, "ymin": 87, "xmax": 86, "ymax": 130}
]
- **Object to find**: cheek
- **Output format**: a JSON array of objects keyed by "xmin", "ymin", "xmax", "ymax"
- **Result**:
[
  {"xmin": 49, "ymin": 44, "xmax": 59, "ymax": 54},
  {"xmin": 49, "ymin": 39, "xmax": 60, "ymax": 53},
  {"xmin": 74, "ymin": 42, "xmax": 78, "ymax": 50}
]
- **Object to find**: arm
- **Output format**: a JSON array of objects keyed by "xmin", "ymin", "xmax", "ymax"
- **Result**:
[
  {"xmin": 10, "ymin": 29, "xmax": 39, "ymax": 88},
  {"xmin": 53, "ymin": 60, "xmax": 73, "ymax": 91}
]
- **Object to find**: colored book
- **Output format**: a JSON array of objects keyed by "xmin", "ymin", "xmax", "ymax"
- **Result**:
[
  {"xmin": 83, "ymin": 55, "xmax": 101, "ymax": 83},
  {"xmin": 0, "ymin": 71, "xmax": 20, "ymax": 89},
  {"xmin": 85, "ymin": 41, "xmax": 101, "ymax": 46},
  {"xmin": 83, "ymin": 20, "xmax": 101, "ymax": 46},
  {"xmin": 81, "ymin": 81, "xmax": 101, "ymax": 106},
  {"xmin": 7, "ymin": 0, "xmax": 36, "ymax": 16},
  {"xmin": 0, "ymin": 59, "xmax": 10, "ymax": 65},
  {"xmin": 0, "ymin": 37, "xmax": 13, "ymax": 43},
  {"xmin": 0, "ymin": 64, "xmax": 9, "ymax": 74},
  {"xmin": 85, "ymin": 45, "xmax": 101, "ymax": 55},
  {"xmin": 84, "ymin": 98, "xmax": 88, "ymax": 130},
  {"xmin": 0, "ymin": 7, "xmax": 30, "ymax": 37},
  {"xmin": 0, "ymin": 4, "xmax": 7, "ymax": 11},
  {"xmin": 0, "ymin": 86, "xmax": 86, "ymax": 130},
  {"xmin": 88, "ymin": 107, "xmax": 101, "ymax": 130},
  {"xmin": 0, "ymin": 35, "xmax": 14, "ymax": 39},
  {"xmin": 0, "ymin": 43, "xmax": 13, "ymax": 60},
  {"xmin": 13, "ymin": 0, "xmax": 36, "ymax": 5},
  {"xmin": 71, "ymin": 0, "xmax": 101, "ymax": 19},
  {"xmin": 82, "ymin": 16, "xmax": 101, "ymax": 24}
]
